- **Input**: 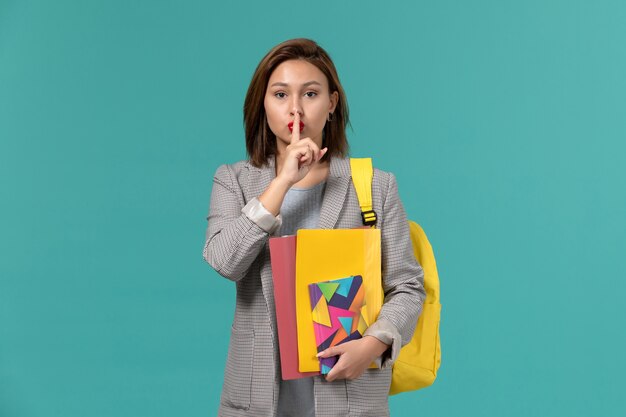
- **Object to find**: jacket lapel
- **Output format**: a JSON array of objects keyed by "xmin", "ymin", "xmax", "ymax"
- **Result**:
[
  {"xmin": 318, "ymin": 156, "xmax": 351, "ymax": 229},
  {"xmin": 245, "ymin": 156, "xmax": 276, "ymax": 203}
]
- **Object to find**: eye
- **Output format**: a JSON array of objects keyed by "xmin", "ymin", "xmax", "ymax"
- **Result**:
[
  {"xmin": 305, "ymin": 91, "xmax": 318, "ymax": 98},
  {"xmin": 274, "ymin": 92, "xmax": 287, "ymax": 99}
]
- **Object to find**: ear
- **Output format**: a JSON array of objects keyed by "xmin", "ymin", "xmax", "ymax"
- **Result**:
[{"xmin": 329, "ymin": 90, "xmax": 339, "ymax": 113}]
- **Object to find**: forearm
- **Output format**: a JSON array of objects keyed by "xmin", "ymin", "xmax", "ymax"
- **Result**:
[
  {"xmin": 203, "ymin": 212, "xmax": 272, "ymax": 281},
  {"xmin": 258, "ymin": 176, "xmax": 291, "ymax": 216},
  {"xmin": 203, "ymin": 165, "xmax": 283, "ymax": 282},
  {"xmin": 376, "ymin": 270, "xmax": 424, "ymax": 344}
]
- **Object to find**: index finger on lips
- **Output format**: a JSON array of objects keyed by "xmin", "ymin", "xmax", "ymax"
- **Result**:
[{"xmin": 290, "ymin": 111, "xmax": 300, "ymax": 144}]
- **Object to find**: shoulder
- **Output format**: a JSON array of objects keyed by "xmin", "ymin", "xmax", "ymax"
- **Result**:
[
  {"xmin": 372, "ymin": 167, "xmax": 398, "ymax": 212},
  {"xmin": 331, "ymin": 156, "xmax": 393, "ymax": 183},
  {"xmin": 212, "ymin": 159, "xmax": 256, "ymax": 190},
  {"xmin": 333, "ymin": 156, "xmax": 393, "ymax": 178},
  {"xmin": 213, "ymin": 159, "xmax": 251, "ymax": 177},
  {"xmin": 334, "ymin": 156, "xmax": 398, "ymax": 210},
  {"xmin": 373, "ymin": 167, "xmax": 394, "ymax": 186}
]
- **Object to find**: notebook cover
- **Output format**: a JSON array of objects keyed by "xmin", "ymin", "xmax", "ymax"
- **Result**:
[{"xmin": 309, "ymin": 275, "xmax": 369, "ymax": 374}]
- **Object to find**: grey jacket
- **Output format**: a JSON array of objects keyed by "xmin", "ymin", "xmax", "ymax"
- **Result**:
[{"xmin": 203, "ymin": 156, "xmax": 425, "ymax": 417}]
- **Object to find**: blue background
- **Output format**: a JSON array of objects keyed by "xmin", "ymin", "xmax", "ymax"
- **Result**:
[{"xmin": 1, "ymin": 0, "xmax": 624, "ymax": 416}]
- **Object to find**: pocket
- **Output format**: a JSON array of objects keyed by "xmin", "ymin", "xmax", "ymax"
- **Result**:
[
  {"xmin": 346, "ymin": 367, "xmax": 392, "ymax": 416},
  {"xmin": 221, "ymin": 327, "xmax": 255, "ymax": 410}
]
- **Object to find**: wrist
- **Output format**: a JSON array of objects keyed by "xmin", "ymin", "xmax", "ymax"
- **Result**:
[
  {"xmin": 257, "ymin": 176, "xmax": 292, "ymax": 216},
  {"xmin": 363, "ymin": 335, "xmax": 390, "ymax": 357},
  {"xmin": 272, "ymin": 175, "xmax": 293, "ymax": 191}
]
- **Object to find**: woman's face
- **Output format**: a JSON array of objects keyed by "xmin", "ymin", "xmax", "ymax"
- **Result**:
[{"xmin": 264, "ymin": 59, "xmax": 338, "ymax": 151}]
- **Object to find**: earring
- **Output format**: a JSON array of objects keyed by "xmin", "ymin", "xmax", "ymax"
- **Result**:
[{"xmin": 327, "ymin": 112, "xmax": 334, "ymax": 122}]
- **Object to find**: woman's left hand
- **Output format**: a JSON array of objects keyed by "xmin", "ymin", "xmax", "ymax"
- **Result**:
[{"xmin": 318, "ymin": 336, "xmax": 390, "ymax": 382}]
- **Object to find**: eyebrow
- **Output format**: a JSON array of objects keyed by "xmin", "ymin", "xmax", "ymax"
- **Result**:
[{"xmin": 269, "ymin": 81, "xmax": 323, "ymax": 88}]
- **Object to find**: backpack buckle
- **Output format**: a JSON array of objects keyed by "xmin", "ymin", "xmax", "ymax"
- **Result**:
[{"xmin": 361, "ymin": 210, "xmax": 377, "ymax": 226}]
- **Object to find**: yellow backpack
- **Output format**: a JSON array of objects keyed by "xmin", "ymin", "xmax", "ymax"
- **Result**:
[{"xmin": 350, "ymin": 158, "xmax": 442, "ymax": 395}]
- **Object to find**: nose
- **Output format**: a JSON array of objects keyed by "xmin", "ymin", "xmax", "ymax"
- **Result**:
[{"xmin": 289, "ymin": 103, "xmax": 303, "ymax": 117}]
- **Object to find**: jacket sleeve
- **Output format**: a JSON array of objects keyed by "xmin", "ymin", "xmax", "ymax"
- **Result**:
[
  {"xmin": 202, "ymin": 164, "xmax": 280, "ymax": 282},
  {"xmin": 364, "ymin": 172, "xmax": 426, "ymax": 368}
]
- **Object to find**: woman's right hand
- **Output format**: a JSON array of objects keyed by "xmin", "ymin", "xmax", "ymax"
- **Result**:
[{"xmin": 277, "ymin": 112, "xmax": 328, "ymax": 187}]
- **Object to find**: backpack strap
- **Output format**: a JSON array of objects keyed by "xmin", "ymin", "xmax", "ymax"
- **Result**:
[{"xmin": 350, "ymin": 158, "xmax": 377, "ymax": 227}]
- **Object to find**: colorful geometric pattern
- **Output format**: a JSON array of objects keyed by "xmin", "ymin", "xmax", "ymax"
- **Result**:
[{"xmin": 308, "ymin": 275, "xmax": 369, "ymax": 374}]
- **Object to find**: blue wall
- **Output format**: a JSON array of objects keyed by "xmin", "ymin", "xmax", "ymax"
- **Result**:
[{"xmin": 1, "ymin": 1, "xmax": 624, "ymax": 415}]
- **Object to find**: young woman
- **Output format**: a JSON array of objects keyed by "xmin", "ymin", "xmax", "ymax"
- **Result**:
[{"xmin": 203, "ymin": 38, "xmax": 425, "ymax": 417}]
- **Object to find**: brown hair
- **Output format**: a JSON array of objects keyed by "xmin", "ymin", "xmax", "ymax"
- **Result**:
[{"xmin": 244, "ymin": 38, "xmax": 350, "ymax": 167}]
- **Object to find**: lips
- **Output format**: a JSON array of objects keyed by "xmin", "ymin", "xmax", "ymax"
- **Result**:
[{"xmin": 287, "ymin": 121, "xmax": 305, "ymax": 133}]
